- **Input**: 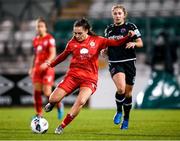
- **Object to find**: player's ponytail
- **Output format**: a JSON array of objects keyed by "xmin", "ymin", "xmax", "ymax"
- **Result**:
[{"xmin": 74, "ymin": 18, "xmax": 96, "ymax": 36}]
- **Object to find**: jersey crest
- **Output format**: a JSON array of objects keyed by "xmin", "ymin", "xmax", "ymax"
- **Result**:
[
  {"xmin": 120, "ymin": 28, "xmax": 127, "ymax": 34},
  {"xmin": 90, "ymin": 41, "xmax": 95, "ymax": 47}
]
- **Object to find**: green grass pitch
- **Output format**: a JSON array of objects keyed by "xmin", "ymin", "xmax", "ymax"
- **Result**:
[{"xmin": 0, "ymin": 107, "xmax": 180, "ymax": 140}]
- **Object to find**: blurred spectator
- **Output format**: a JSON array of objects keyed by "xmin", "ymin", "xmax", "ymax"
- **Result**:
[
  {"xmin": 151, "ymin": 30, "xmax": 178, "ymax": 74},
  {"xmin": 54, "ymin": 0, "xmax": 61, "ymax": 15}
]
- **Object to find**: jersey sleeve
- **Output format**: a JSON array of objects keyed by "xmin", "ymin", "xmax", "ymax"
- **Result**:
[
  {"xmin": 104, "ymin": 26, "xmax": 109, "ymax": 38},
  {"xmin": 98, "ymin": 35, "xmax": 130, "ymax": 50},
  {"xmin": 48, "ymin": 36, "xmax": 56, "ymax": 48},
  {"xmin": 50, "ymin": 42, "xmax": 71, "ymax": 67},
  {"xmin": 128, "ymin": 23, "xmax": 141, "ymax": 40}
]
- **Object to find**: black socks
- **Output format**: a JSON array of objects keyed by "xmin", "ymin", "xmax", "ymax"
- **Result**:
[
  {"xmin": 115, "ymin": 92, "xmax": 125, "ymax": 113},
  {"xmin": 123, "ymin": 97, "xmax": 132, "ymax": 121}
]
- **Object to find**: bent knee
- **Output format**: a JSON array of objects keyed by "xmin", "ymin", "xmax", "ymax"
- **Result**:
[
  {"xmin": 117, "ymin": 87, "xmax": 125, "ymax": 94},
  {"xmin": 43, "ymin": 88, "xmax": 52, "ymax": 97},
  {"xmin": 49, "ymin": 95, "xmax": 58, "ymax": 103},
  {"xmin": 78, "ymin": 99, "xmax": 87, "ymax": 106},
  {"xmin": 125, "ymin": 92, "xmax": 132, "ymax": 98}
]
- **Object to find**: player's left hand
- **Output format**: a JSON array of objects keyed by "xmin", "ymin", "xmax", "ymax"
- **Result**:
[{"xmin": 125, "ymin": 42, "xmax": 136, "ymax": 49}]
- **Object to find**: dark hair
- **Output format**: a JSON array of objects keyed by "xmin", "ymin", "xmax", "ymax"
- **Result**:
[
  {"xmin": 36, "ymin": 17, "xmax": 48, "ymax": 28},
  {"xmin": 74, "ymin": 18, "xmax": 96, "ymax": 36}
]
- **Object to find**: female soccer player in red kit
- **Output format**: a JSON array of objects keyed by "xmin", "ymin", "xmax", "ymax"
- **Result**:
[
  {"xmin": 28, "ymin": 17, "xmax": 63, "ymax": 119},
  {"xmin": 42, "ymin": 18, "xmax": 135, "ymax": 134}
]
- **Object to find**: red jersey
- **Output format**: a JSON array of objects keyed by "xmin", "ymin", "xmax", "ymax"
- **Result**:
[
  {"xmin": 50, "ymin": 35, "xmax": 130, "ymax": 84},
  {"xmin": 33, "ymin": 33, "xmax": 56, "ymax": 67}
]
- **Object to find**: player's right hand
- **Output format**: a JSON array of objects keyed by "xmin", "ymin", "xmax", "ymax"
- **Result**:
[{"xmin": 100, "ymin": 49, "xmax": 108, "ymax": 58}]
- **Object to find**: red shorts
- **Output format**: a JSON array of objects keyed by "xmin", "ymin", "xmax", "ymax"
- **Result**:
[
  {"xmin": 57, "ymin": 75, "xmax": 97, "ymax": 94},
  {"xmin": 32, "ymin": 67, "xmax": 55, "ymax": 86}
]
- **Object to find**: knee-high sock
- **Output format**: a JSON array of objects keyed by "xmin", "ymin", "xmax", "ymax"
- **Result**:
[
  {"xmin": 123, "ymin": 96, "xmax": 132, "ymax": 120},
  {"xmin": 61, "ymin": 114, "xmax": 74, "ymax": 129},
  {"xmin": 34, "ymin": 90, "xmax": 43, "ymax": 116},
  {"xmin": 115, "ymin": 92, "xmax": 125, "ymax": 113}
]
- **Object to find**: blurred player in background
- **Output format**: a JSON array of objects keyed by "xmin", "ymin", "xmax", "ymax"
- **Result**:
[
  {"xmin": 42, "ymin": 18, "xmax": 135, "ymax": 134},
  {"xmin": 28, "ymin": 17, "xmax": 64, "ymax": 119},
  {"xmin": 103, "ymin": 5, "xmax": 143, "ymax": 129}
]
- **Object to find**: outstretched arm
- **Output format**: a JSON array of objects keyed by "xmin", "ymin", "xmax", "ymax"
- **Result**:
[
  {"xmin": 125, "ymin": 38, "xmax": 143, "ymax": 49},
  {"xmin": 101, "ymin": 31, "xmax": 135, "ymax": 49},
  {"xmin": 40, "ymin": 42, "xmax": 72, "ymax": 69},
  {"xmin": 106, "ymin": 35, "xmax": 130, "ymax": 47},
  {"xmin": 50, "ymin": 49, "xmax": 71, "ymax": 67}
]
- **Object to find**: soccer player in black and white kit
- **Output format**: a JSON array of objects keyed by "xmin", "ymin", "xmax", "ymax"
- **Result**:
[{"xmin": 103, "ymin": 4, "xmax": 143, "ymax": 129}]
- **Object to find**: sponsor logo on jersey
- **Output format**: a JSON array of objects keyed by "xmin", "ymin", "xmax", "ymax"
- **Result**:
[
  {"xmin": 108, "ymin": 35, "xmax": 123, "ymax": 40},
  {"xmin": 80, "ymin": 48, "xmax": 89, "ymax": 54},
  {"xmin": 43, "ymin": 40, "xmax": 48, "ymax": 46},
  {"xmin": 37, "ymin": 45, "xmax": 42, "ymax": 52}
]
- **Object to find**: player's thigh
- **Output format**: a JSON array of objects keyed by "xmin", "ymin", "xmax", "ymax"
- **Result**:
[
  {"xmin": 125, "ymin": 84, "xmax": 134, "ymax": 97},
  {"xmin": 57, "ymin": 75, "xmax": 79, "ymax": 94},
  {"xmin": 69, "ymin": 87, "xmax": 92, "ymax": 116},
  {"xmin": 49, "ymin": 87, "xmax": 68, "ymax": 103},
  {"xmin": 32, "ymin": 67, "xmax": 43, "ymax": 84},
  {"xmin": 43, "ymin": 84, "xmax": 52, "ymax": 97},
  {"xmin": 76, "ymin": 87, "xmax": 92, "ymax": 105},
  {"xmin": 112, "ymin": 72, "xmax": 126, "ymax": 93},
  {"xmin": 81, "ymin": 81, "xmax": 97, "ymax": 94},
  {"xmin": 124, "ymin": 61, "xmax": 136, "ymax": 85},
  {"xmin": 42, "ymin": 69, "xmax": 55, "ymax": 86},
  {"xmin": 33, "ymin": 82, "xmax": 43, "ymax": 91}
]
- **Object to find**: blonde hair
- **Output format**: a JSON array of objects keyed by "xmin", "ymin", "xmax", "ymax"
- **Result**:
[{"xmin": 111, "ymin": 4, "xmax": 128, "ymax": 18}]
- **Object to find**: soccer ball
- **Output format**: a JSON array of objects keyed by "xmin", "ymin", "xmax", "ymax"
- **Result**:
[{"xmin": 30, "ymin": 117, "xmax": 49, "ymax": 134}]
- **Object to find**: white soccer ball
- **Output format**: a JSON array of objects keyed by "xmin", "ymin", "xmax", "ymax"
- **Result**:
[{"xmin": 30, "ymin": 117, "xmax": 49, "ymax": 134}]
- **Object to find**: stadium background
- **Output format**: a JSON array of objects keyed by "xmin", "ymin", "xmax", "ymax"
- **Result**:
[{"xmin": 0, "ymin": 0, "xmax": 179, "ymax": 109}]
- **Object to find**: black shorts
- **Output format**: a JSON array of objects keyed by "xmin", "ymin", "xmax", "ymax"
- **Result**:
[{"xmin": 109, "ymin": 61, "xmax": 136, "ymax": 85}]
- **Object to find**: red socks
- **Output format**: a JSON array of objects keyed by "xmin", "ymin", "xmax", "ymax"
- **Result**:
[
  {"xmin": 61, "ymin": 114, "xmax": 74, "ymax": 128},
  {"xmin": 34, "ymin": 90, "xmax": 42, "ymax": 116}
]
